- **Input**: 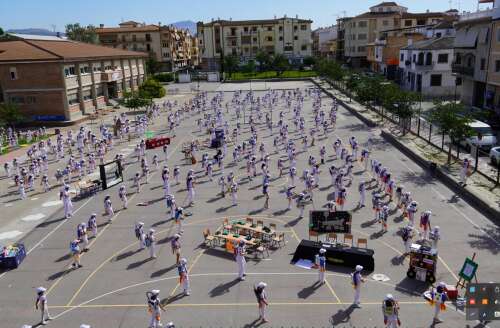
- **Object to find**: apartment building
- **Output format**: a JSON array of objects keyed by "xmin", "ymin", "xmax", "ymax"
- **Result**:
[
  {"xmin": 336, "ymin": 17, "xmax": 352, "ymax": 61},
  {"xmin": 96, "ymin": 21, "xmax": 197, "ymax": 72},
  {"xmin": 0, "ymin": 37, "xmax": 146, "ymax": 123},
  {"xmin": 196, "ymin": 16, "xmax": 312, "ymax": 71},
  {"xmin": 313, "ymin": 26, "xmax": 338, "ymax": 58},
  {"xmin": 343, "ymin": 2, "xmax": 448, "ymax": 67},
  {"xmin": 398, "ymin": 37, "xmax": 458, "ymax": 99}
]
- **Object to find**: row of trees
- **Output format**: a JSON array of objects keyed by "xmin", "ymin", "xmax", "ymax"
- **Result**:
[
  {"xmin": 316, "ymin": 59, "xmax": 474, "ymax": 164},
  {"xmin": 223, "ymin": 52, "xmax": 315, "ymax": 78}
]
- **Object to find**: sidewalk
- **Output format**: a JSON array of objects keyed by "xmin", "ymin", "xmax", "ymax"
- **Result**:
[{"xmin": 313, "ymin": 77, "xmax": 500, "ymax": 221}]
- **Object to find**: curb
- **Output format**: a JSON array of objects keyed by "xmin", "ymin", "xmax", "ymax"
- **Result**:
[{"xmin": 381, "ymin": 130, "xmax": 500, "ymax": 224}]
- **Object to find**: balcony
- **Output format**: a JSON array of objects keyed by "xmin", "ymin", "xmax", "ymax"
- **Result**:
[
  {"xmin": 101, "ymin": 70, "xmax": 123, "ymax": 82},
  {"xmin": 452, "ymin": 63, "xmax": 474, "ymax": 77},
  {"xmin": 414, "ymin": 62, "xmax": 434, "ymax": 70}
]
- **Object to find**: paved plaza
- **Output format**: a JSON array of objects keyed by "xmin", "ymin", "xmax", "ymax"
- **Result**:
[{"xmin": 0, "ymin": 81, "xmax": 499, "ymax": 328}]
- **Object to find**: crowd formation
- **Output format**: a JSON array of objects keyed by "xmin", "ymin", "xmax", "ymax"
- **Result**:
[{"xmin": 2, "ymin": 86, "xmax": 452, "ymax": 327}]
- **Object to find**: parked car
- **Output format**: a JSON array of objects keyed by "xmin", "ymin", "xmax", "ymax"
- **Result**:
[
  {"xmin": 490, "ymin": 146, "xmax": 500, "ymax": 165},
  {"xmin": 460, "ymin": 120, "xmax": 497, "ymax": 152}
]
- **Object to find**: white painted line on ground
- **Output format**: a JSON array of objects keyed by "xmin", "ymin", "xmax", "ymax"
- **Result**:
[
  {"xmin": 0, "ymin": 230, "xmax": 23, "ymax": 240},
  {"xmin": 30, "ymin": 197, "xmax": 39, "ymax": 201},
  {"xmin": 26, "ymin": 196, "xmax": 94, "ymax": 256},
  {"xmin": 42, "ymin": 200, "xmax": 63, "ymax": 207},
  {"xmin": 390, "ymin": 152, "xmax": 500, "ymax": 247},
  {"xmin": 21, "ymin": 213, "xmax": 46, "ymax": 222},
  {"xmin": 4, "ymin": 203, "xmax": 13, "ymax": 207}
]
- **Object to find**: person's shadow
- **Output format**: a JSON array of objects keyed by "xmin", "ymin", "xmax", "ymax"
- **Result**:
[{"xmin": 330, "ymin": 304, "xmax": 356, "ymax": 326}]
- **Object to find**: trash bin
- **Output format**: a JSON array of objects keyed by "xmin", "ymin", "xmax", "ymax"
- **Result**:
[{"xmin": 429, "ymin": 162, "xmax": 437, "ymax": 176}]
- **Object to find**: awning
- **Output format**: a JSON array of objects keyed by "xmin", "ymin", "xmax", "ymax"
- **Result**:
[{"xmin": 454, "ymin": 27, "xmax": 479, "ymax": 48}]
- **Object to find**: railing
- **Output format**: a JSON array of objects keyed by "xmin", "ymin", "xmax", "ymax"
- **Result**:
[
  {"xmin": 452, "ymin": 63, "xmax": 474, "ymax": 76},
  {"xmin": 323, "ymin": 77, "xmax": 500, "ymax": 185}
]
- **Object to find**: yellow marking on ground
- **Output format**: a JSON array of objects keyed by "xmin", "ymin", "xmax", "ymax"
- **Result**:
[
  {"xmin": 49, "ymin": 300, "xmax": 428, "ymax": 309},
  {"xmin": 64, "ymin": 135, "xmax": 190, "ymax": 306},
  {"xmin": 324, "ymin": 279, "xmax": 342, "ymax": 304},
  {"xmin": 168, "ymin": 249, "xmax": 205, "ymax": 297}
]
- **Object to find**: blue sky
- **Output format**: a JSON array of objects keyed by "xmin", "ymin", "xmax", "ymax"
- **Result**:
[{"xmin": 0, "ymin": 0, "xmax": 484, "ymax": 31}]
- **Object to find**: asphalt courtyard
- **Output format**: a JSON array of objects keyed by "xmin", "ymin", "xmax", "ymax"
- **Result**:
[{"xmin": 0, "ymin": 81, "xmax": 499, "ymax": 328}]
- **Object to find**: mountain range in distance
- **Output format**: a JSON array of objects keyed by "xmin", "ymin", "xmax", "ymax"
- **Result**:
[{"xmin": 7, "ymin": 20, "xmax": 197, "ymax": 36}]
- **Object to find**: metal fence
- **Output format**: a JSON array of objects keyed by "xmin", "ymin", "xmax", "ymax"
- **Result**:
[{"xmin": 325, "ymin": 79, "xmax": 500, "ymax": 186}]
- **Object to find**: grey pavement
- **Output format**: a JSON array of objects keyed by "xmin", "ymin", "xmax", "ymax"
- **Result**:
[{"xmin": 0, "ymin": 81, "xmax": 498, "ymax": 328}]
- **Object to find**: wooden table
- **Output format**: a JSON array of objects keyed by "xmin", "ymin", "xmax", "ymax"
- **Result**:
[
  {"xmin": 232, "ymin": 223, "xmax": 276, "ymax": 241},
  {"xmin": 214, "ymin": 233, "xmax": 257, "ymax": 253}
]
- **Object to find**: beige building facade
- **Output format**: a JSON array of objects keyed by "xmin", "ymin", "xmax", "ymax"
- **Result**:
[
  {"xmin": 197, "ymin": 16, "xmax": 312, "ymax": 71},
  {"xmin": 96, "ymin": 21, "xmax": 198, "ymax": 72}
]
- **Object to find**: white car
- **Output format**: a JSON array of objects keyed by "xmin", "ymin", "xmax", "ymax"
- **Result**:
[
  {"xmin": 490, "ymin": 146, "xmax": 500, "ymax": 165},
  {"xmin": 461, "ymin": 120, "xmax": 498, "ymax": 152}
]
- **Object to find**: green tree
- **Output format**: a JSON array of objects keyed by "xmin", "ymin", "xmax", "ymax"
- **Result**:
[
  {"xmin": 0, "ymin": 27, "xmax": 4, "ymax": 36},
  {"xmin": 255, "ymin": 51, "xmax": 271, "ymax": 71},
  {"xmin": 0, "ymin": 102, "xmax": 24, "ymax": 127},
  {"xmin": 145, "ymin": 56, "xmax": 160, "ymax": 75},
  {"xmin": 272, "ymin": 54, "xmax": 289, "ymax": 76},
  {"xmin": 223, "ymin": 55, "xmax": 239, "ymax": 78},
  {"xmin": 242, "ymin": 60, "xmax": 256, "ymax": 75},
  {"xmin": 429, "ymin": 102, "xmax": 474, "ymax": 164},
  {"xmin": 138, "ymin": 78, "xmax": 166, "ymax": 99},
  {"xmin": 65, "ymin": 23, "xmax": 98, "ymax": 44},
  {"xmin": 303, "ymin": 56, "xmax": 316, "ymax": 67},
  {"xmin": 123, "ymin": 91, "xmax": 152, "ymax": 111}
]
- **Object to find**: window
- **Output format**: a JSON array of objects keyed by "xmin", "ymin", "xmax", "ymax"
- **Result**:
[
  {"xmin": 495, "ymin": 60, "xmax": 500, "ymax": 72},
  {"xmin": 400, "ymin": 53, "xmax": 404, "ymax": 61},
  {"xmin": 67, "ymin": 93, "xmax": 78, "ymax": 105},
  {"xmin": 231, "ymin": 48, "xmax": 237, "ymax": 55},
  {"xmin": 300, "ymin": 25, "xmax": 307, "ymax": 30},
  {"xmin": 425, "ymin": 53, "xmax": 432, "ymax": 65},
  {"xmin": 93, "ymin": 65, "xmax": 102, "ymax": 72},
  {"xmin": 9, "ymin": 67, "xmax": 17, "ymax": 80},
  {"xmin": 231, "ymin": 28, "xmax": 236, "ymax": 36},
  {"xmin": 480, "ymin": 58, "xmax": 486, "ymax": 70},
  {"xmin": 83, "ymin": 90, "xmax": 92, "ymax": 101},
  {"xmin": 413, "ymin": 54, "xmax": 416, "ymax": 63},
  {"xmin": 455, "ymin": 53, "xmax": 462, "ymax": 65},
  {"xmin": 145, "ymin": 34, "xmax": 151, "ymax": 41},
  {"xmin": 10, "ymin": 96, "xmax": 25, "ymax": 104},
  {"xmin": 358, "ymin": 21, "xmax": 367, "ymax": 28},
  {"xmin": 382, "ymin": 20, "xmax": 389, "ymax": 26},
  {"xmin": 437, "ymin": 54, "xmax": 448, "ymax": 64},
  {"xmin": 244, "ymin": 27, "xmax": 248, "ymax": 32},
  {"xmin": 436, "ymin": 32, "xmax": 442, "ymax": 38},
  {"xmin": 279, "ymin": 26, "xmax": 283, "ymax": 32},
  {"xmin": 252, "ymin": 26, "xmax": 257, "ymax": 32},
  {"xmin": 267, "ymin": 26, "xmax": 272, "ymax": 31},
  {"xmin": 162, "ymin": 42, "xmax": 168, "ymax": 47},
  {"xmin": 121, "ymin": 35, "xmax": 126, "ymax": 42},
  {"xmin": 64, "ymin": 66, "xmax": 76, "ymax": 77},
  {"xmin": 266, "ymin": 36, "xmax": 273, "ymax": 42},
  {"xmin": 430, "ymin": 74, "xmax": 442, "ymax": 86},
  {"xmin": 358, "ymin": 46, "xmax": 366, "ymax": 52},
  {"xmin": 358, "ymin": 33, "xmax": 367, "ymax": 40},
  {"xmin": 404, "ymin": 20, "xmax": 413, "ymax": 27},
  {"xmin": 294, "ymin": 25, "xmax": 298, "ymax": 31},
  {"xmin": 80, "ymin": 66, "xmax": 90, "ymax": 74},
  {"xmin": 279, "ymin": 36, "xmax": 283, "ymax": 41},
  {"xmin": 146, "ymin": 44, "xmax": 151, "ymax": 51},
  {"xmin": 163, "ymin": 52, "xmax": 170, "ymax": 58},
  {"xmin": 253, "ymin": 37, "xmax": 257, "ymax": 42},
  {"xmin": 132, "ymin": 35, "xmax": 136, "ymax": 42},
  {"xmin": 301, "ymin": 45, "xmax": 307, "ymax": 51},
  {"xmin": 96, "ymin": 86, "xmax": 104, "ymax": 97},
  {"xmin": 294, "ymin": 35, "xmax": 298, "ymax": 40},
  {"xmin": 26, "ymin": 96, "xmax": 36, "ymax": 104},
  {"xmin": 351, "ymin": 34, "xmax": 356, "ymax": 40}
]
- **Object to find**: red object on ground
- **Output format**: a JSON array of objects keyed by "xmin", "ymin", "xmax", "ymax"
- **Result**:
[
  {"xmin": 146, "ymin": 137, "xmax": 170, "ymax": 149},
  {"xmin": 445, "ymin": 285, "xmax": 458, "ymax": 300}
]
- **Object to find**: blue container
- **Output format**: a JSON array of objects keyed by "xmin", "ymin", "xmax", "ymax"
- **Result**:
[{"xmin": 0, "ymin": 243, "xmax": 26, "ymax": 269}]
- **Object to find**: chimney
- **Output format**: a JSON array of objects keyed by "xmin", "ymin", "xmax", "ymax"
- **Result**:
[{"xmin": 99, "ymin": 24, "xmax": 104, "ymax": 28}]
